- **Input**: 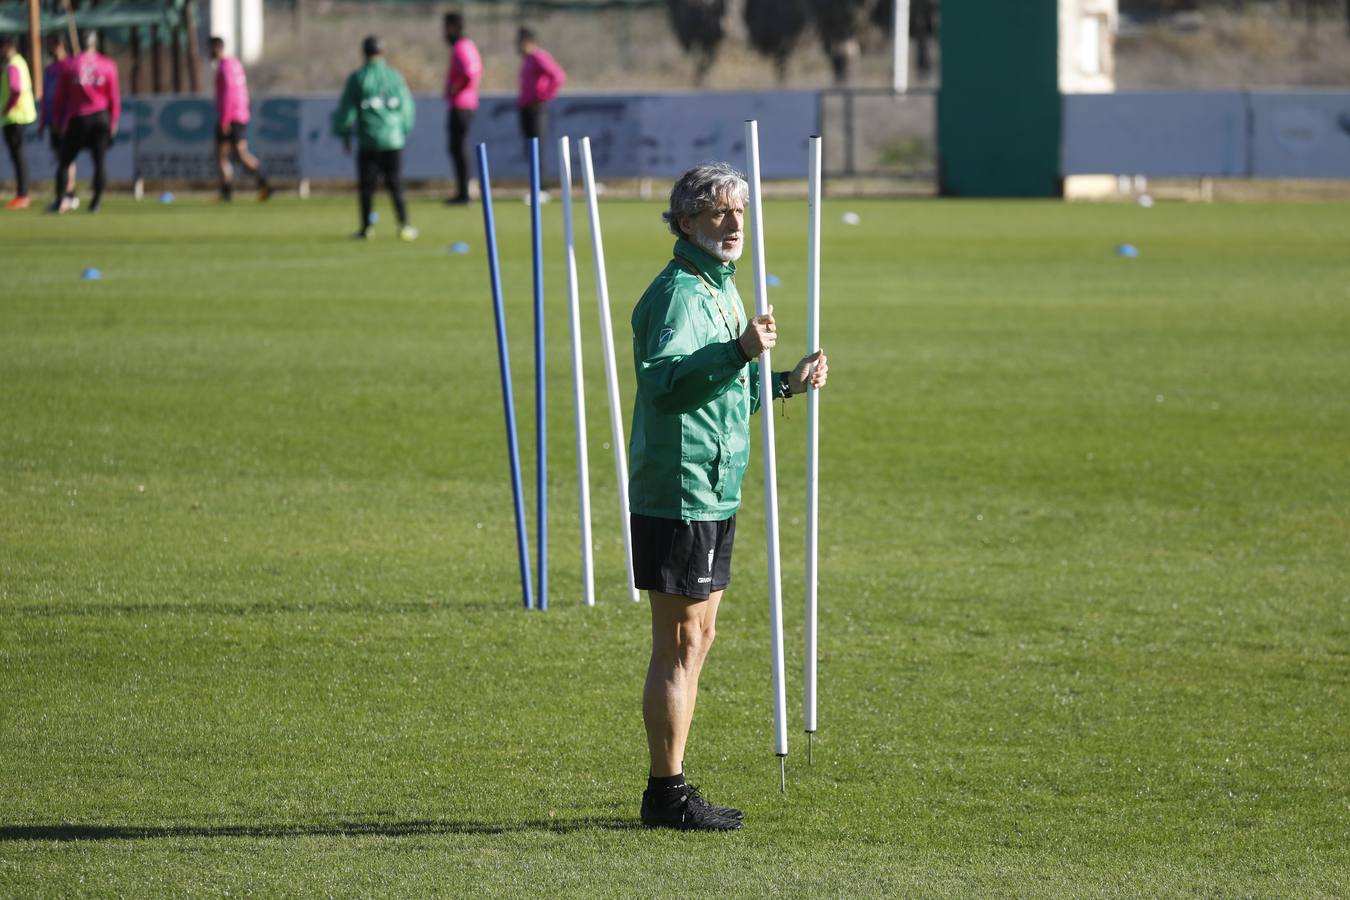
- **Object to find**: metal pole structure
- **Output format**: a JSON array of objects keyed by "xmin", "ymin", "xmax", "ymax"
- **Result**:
[
  {"xmin": 182, "ymin": 0, "xmax": 201, "ymax": 94},
  {"xmin": 893, "ymin": 0, "xmax": 911, "ymax": 94},
  {"xmin": 26, "ymin": 0, "xmax": 41, "ymax": 102},
  {"xmin": 477, "ymin": 143, "xmax": 535, "ymax": 612},
  {"xmin": 578, "ymin": 136, "xmax": 640, "ymax": 603},
  {"xmin": 529, "ymin": 136, "xmax": 548, "ymax": 612},
  {"xmin": 171, "ymin": 25, "xmax": 183, "ymax": 93},
  {"xmin": 559, "ymin": 137, "xmax": 595, "ymax": 607},
  {"xmin": 61, "ymin": 0, "xmax": 78, "ymax": 53},
  {"xmin": 804, "ymin": 135, "xmax": 822, "ymax": 765},
  {"xmin": 151, "ymin": 23, "xmax": 162, "ymax": 94},
  {"xmin": 131, "ymin": 27, "xmax": 142, "ymax": 95},
  {"xmin": 744, "ymin": 119, "xmax": 788, "ymax": 792}
]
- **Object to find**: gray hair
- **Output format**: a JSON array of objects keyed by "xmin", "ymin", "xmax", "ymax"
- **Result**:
[{"xmin": 662, "ymin": 162, "xmax": 749, "ymax": 237}]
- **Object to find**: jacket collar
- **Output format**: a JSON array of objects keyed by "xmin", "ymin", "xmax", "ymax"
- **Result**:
[{"xmin": 674, "ymin": 238, "xmax": 736, "ymax": 289}]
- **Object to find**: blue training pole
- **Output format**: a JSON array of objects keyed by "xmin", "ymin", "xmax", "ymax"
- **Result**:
[
  {"xmin": 477, "ymin": 143, "xmax": 534, "ymax": 611},
  {"xmin": 529, "ymin": 137, "xmax": 548, "ymax": 612}
]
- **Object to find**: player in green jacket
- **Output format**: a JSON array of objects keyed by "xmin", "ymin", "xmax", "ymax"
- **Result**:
[
  {"xmin": 631, "ymin": 162, "xmax": 829, "ymax": 831},
  {"xmin": 332, "ymin": 36, "xmax": 416, "ymax": 240}
]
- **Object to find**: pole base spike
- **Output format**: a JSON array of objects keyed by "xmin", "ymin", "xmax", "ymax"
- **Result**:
[
  {"xmin": 807, "ymin": 730, "xmax": 814, "ymax": 766},
  {"xmin": 778, "ymin": 755, "xmax": 786, "ymax": 793}
]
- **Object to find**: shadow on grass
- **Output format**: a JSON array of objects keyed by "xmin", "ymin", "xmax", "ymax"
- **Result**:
[{"xmin": 0, "ymin": 817, "xmax": 640, "ymax": 842}]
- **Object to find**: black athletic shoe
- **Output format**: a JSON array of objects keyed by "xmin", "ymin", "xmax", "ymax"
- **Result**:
[
  {"xmin": 685, "ymin": 783, "xmax": 744, "ymax": 822},
  {"xmin": 641, "ymin": 786, "xmax": 742, "ymax": 831}
]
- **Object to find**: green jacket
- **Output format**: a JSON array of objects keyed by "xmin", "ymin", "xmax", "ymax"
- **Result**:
[
  {"xmin": 629, "ymin": 238, "xmax": 788, "ymax": 521},
  {"xmin": 332, "ymin": 59, "xmax": 414, "ymax": 152}
]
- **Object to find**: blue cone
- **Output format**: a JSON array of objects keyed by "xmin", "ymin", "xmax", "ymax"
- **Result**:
[
  {"xmin": 766, "ymin": 274, "xmax": 781, "ymax": 287},
  {"xmin": 450, "ymin": 241, "xmax": 470, "ymax": 255},
  {"xmin": 1116, "ymin": 244, "xmax": 1139, "ymax": 258},
  {"xmin": 368, "ymin": 211, "xmax": 380, "ymax": 225},
  {"xmin": 82, "ymin": 267, "xmax": 102, "ymax": 280},
  {"xmin": 159, "ymin": 191, "xmax": 174, "ymax": 204}
]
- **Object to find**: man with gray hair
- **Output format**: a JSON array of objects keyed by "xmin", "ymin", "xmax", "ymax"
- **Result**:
[{"xmin": 630, "ymin": 162, "xmax": 829, "ymax": 831}]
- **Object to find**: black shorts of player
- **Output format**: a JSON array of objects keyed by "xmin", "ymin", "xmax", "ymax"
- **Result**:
[
  {"xmin": 631, "ymin": 514, "xmax": 736, "ymax": 600},
  {"xmin": 59, "ymin": 110, "xmax": 110, "ymax": 158},
  {"xmin": 216, "ymin": 122, "xmax": 247, "ymax": 146},
  {"xmin": 518, "ymin": 103, "xmax": 547, "ymax": 141}
]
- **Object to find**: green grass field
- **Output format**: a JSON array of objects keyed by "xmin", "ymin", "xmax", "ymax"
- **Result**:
[{"xmin": 2, "ymin": 194, "xmax": 1348, "ymax": 896}]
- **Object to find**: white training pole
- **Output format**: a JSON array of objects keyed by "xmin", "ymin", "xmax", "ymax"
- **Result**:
[
  {"xmin": 560, "ymin": 136, "xmax": 595, "ymax": 607},
  {"xmin": 579, "ymin": 136, "xmax": 640, "ymax": 603},
  {"xmin": 804, "ymin": 135, "xmax": 822, "ymax": 764},
  {"xmin": 745, "ymin": 119, "xmax": 788, "ymax": 790},
  {"xmin": 893, "ymin": 0, "xmax": 911, "ymax": 94}
]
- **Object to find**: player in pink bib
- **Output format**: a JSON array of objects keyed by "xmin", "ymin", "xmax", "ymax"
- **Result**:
[
  {"xmin": 50, "ymin": 32, "xmax": 119, "ymax": 214},
  {"xmin": 442, "ymin": 11, "xmax": 481, "ymax": 205},
  {"xmin": 515, "ymin": 27, "xmax": 565, "ymax": 168},
  {"xmin": 211, "ymin": 37, "xmax": 271, "ymax": 202}
]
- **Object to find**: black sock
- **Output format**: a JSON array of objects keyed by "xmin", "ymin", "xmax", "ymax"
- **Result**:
[{"xmin": 647, "ymin": 772, "xmax": 686, "ymax": 799}]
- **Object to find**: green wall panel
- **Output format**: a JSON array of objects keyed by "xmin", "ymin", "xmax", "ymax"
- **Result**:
[{"xmin": 938, "ymin": 0, "xmax": 1062, "ymax": 197}]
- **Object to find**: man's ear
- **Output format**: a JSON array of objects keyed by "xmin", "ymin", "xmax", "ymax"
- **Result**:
[{"xmin": 677, "ymin": 215, "xmax": 694, "ymax": 238}]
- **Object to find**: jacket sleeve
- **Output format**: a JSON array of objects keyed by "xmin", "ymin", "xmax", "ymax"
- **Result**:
[
  {"xmin": 53, "ymin": 65, "xmax": 69, "ymax": 130},
  {"xmin": 399, "ymin": 73, "xmax": 414, "ymax": 134},
  {"xmin": 107, "ymin": 61, "xmax": 120, "ymax": 133},
  {"xmin": 636, "ymin": 282, "xmax": 748, "ymax": 416},
  {"xmin": 540, "ymin": 51, "xmax": 565, "ymax": 102},
  {"xmin": 444, "ymin": 53, "xmax": 456, "ymax": 101},
  {"xmin": 216, "ymin": 64, "xmax": 228, "ymax": 129},
  {"xmin": 331, "ymin": 74, "xmax": 357, "ymax": 138}
]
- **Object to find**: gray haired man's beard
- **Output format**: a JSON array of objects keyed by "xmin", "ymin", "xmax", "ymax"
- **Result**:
[{"xmin": 694, "ymin": 231, "xmax": 744, "ymax": 263}]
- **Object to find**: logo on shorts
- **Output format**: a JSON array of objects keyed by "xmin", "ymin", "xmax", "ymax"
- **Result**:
[{"xmin": 707, "ymin": 549, "xmax": 715, "ymax": 572}]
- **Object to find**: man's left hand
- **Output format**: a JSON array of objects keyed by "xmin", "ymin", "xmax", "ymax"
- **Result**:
[{"xmin": 789, "ymin": 348, "xmax": 828, "ymax": 395}]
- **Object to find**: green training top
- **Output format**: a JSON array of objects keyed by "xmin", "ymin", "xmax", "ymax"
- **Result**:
[
  {"xmin": 629, "ymin": 237, "xmax": 789, "ymax": 522},
  {"xmin": 331, "ymin": 58, "xmax": 414, "ymax": 152}
]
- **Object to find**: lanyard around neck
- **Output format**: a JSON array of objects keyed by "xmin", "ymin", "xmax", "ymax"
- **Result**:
[{"xmin": 673, "ymin": 256, "xmax": 742, "ymax": 344}]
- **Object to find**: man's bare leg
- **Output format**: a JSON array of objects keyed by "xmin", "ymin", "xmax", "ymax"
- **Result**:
[
  {"xmin": 644, "ymin": 589, "xmax": 722, "ymax": 776},
  {"xmin": 234, "ymin": 138, "xmax": 271, "ymax": 198},
  {"xmin": 217, "ymin": 141, "xmax": 234, "ymax": 199}
]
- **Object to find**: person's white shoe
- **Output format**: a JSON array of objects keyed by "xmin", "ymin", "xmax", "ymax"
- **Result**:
[{"xmin": 399, "ymin": 225, "xmax": 419, "ymax": 242}]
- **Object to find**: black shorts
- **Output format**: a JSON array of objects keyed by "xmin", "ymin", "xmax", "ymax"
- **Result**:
[
  {"xmin": 216, "ymin": 121, "xmax": 247, "ymax": 145},
  {"xmin": 518, "ymin": 103, "xmax": 547, "ymax": 141},
  {"xmin": 59, "ymin": 111, "xmax": 110, "ymax": 158},
  {"xmin": 631, "ymin": 514, "xmax": 736, "ymax": 600}
]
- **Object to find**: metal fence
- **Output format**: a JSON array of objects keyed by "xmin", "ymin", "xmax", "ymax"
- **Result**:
[{"xmin": 819, "ymin": 86, "xmax": 936, "ymax": 184}]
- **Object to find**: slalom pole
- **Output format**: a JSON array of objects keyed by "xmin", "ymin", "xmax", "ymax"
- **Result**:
[
  {"xmin": 559, "ymin": 137, "xmax": 595, "ymax": 606},
  {"xmin": 579, "ymin": 137, "xmax": 640, "ymax": 603},
  {"xmin": 529, "ymin": 137, "xmax": 548, "ymax": 612},
  {"xmin": 477, "ymin": 143, "xmax": 534, "ymax": 611},
  {"xmin": 805, "ymin": 135, "xmax": 822, "ymax": 765},
  {"xmin": 744, "ymin": 119, "xmax": 788, "ymax": 791}
]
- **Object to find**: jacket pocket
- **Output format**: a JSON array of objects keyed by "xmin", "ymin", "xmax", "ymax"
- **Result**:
[{"xmin": 712, "ymin": 438, "xmax": 728, "ymax": 500}]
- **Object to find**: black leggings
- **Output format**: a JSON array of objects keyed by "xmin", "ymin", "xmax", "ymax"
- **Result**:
[
  {"xmin": 357, "ymin": 148, "xmax": 407, "ymax": 231},
  {"xmin": 447, "ymin": 108, "xmax": 474, "ymax": 200},
  {"xmin": 519, "ymin": 103, "xmax": 548, "ymax": 173},
  {"xmin": 57, "ymin": 111, "xmax": 110, "ymax": 206},
  {"xmin": 3, "ymin": 123, "xmax": 28, "ymax": 197}
]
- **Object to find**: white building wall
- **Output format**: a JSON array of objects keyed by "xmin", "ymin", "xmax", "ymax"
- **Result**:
[
  {"xmin": 1060, "ymin": 0, "xmax": 1117, "ymax": 93},
  {"xmin": 209, "ymin": 0, "xmax": 264, "ymax": 64}
]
